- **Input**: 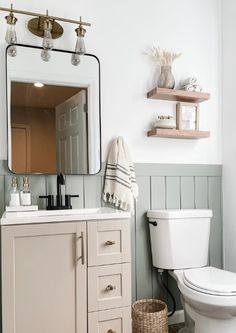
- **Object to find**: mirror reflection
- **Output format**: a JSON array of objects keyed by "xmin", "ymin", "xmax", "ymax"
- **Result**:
[{"xmin": 7, "ymin": 45, "xmax": 101, "ymax": 175}]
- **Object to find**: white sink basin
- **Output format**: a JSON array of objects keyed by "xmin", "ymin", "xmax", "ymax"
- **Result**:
[{"xmin": 1, "ymin": 207, "xmax": 131, "ymax": 225}]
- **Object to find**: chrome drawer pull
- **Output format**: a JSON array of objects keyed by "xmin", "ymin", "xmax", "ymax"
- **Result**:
[
  {"xmin": 105, "ymin": 284, "xmax": 116, "ymax": 291},
  {"xmin": 105, "ymin": 240, "xmax": 116, "ymax": 246},
  {"xmin": 107, "ymin": 330, "xmax": 116, "ymax": 333}
]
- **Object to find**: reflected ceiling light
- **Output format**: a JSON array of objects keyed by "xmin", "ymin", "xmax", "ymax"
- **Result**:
[
  {"xmin": 34, "ymin": 82, "xmax": 44, "ymax": 88},
  {"xmin": 0, "ymin": 4, "xmax": 91, "ymax": 63},
  {"xmin": 5, "ymin": 4, "xmax": 18, "ymax": 57}
]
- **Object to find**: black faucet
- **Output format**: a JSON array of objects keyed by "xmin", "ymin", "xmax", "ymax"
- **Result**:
[
  {"xmin": 39, "ymin": 173, "xmax": 79, "ymax": 210},
  {"xmin": 56, "ymin": 172, "xmax": 65, "ymax": 207}
]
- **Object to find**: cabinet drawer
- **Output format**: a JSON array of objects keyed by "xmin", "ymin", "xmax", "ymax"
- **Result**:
[
  {"xmin": 88, "ymin": 263, "xmax": 131, "ymax": 312},
  {"xmin": 87, "ymin": 219, "xmax": 131, "ymax": 266},
  {"xmin": 88, "ymin": 307, "xmax": 131, "ymax": 333}
]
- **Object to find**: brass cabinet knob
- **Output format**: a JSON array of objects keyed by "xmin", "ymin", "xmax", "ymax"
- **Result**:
[
  {"xmin": 107, "ymin": 330, "xmax": 116, "ymax": 333},
  {"xmin": 105, "ymin": 284, "xmax": 116, "ymax": 291},
  {"xmin": 105, "ymin": 240, "xmax": 116, "ymax": 246}
]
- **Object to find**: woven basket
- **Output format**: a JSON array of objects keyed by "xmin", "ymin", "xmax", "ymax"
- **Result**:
[{"xmin": 132, "ymin": 299, "xmax": 168, "ymax": 333}]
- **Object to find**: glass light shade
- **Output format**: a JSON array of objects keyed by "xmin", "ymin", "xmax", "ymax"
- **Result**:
[
  {"xmin": 42, "ymin": 29, "xmax": 53, "ymax": 50},
  {"xmin": 5, "ymin": 24, "xmax": 17, "ymax": 44},
  {"xmin": 75, "ymin": 36, "xmax": 86, "ymax": 55},
  {"xmin": 7, "ymin": 45, "xmax": 17, "ymax": 57},
  {"xmin": 41, "ymin": 49, "xmax": 51, "ymax": 62},
  {"xmin": 71, "ymin": 53, "xmax": 80, "ymax": 66}
]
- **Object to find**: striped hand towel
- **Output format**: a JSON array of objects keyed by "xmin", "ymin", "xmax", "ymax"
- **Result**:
[{"xmin": 103, "ymin": 137, "xmax": 138, "ymax": 215}]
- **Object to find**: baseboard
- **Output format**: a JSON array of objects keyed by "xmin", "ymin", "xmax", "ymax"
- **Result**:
[{"xmin": 168, "ymin": 310, "xmax": 185, "ymax": 325}]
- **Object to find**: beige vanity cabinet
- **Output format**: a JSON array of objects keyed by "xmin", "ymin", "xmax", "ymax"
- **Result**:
[
  {"xmin": 1, "ymin": 222, "xmax": 87, "ymax": 333},
  {"xmin": 1, "ymin": 216, "xmax": 131, "ymax": 333}
]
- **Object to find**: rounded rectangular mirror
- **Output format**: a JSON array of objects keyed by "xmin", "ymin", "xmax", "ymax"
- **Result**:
[{"xmin": 6, "ymin": 44, "xmax": 101, "ymax": 175}]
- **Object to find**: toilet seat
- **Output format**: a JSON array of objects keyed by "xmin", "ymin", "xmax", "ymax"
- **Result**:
[{"xmin": 183, "ymin": 266, "xmax": 236, "ymax": 296}]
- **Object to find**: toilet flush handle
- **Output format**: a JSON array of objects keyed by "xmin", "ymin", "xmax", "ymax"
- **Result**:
[{"xmin": 148, "ymin": 221, "xmax": 157, "ymax": 226}]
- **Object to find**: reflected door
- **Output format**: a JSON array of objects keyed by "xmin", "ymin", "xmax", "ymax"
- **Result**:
[
  {"xmin": 11, "ymin": 124, "xmax": 31, "ymax": 173},
  {"xmin": 56, "ymin": 90, "xmax": 88, "ymax": 174}
]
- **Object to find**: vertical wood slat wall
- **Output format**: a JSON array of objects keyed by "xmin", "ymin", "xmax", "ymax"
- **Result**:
[{"xmin": 0, "ymin": 162, "xmax": 222, "ymax": 308}]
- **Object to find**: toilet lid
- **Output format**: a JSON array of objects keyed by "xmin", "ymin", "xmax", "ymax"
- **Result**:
[{"xmin": 183, "ymin": 267, "xmax": 236, "ymax": 296}]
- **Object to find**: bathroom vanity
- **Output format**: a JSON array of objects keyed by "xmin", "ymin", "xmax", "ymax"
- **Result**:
[{"xmin": 1, "ymin": 208, "xmax": 131, "ymax": 333}]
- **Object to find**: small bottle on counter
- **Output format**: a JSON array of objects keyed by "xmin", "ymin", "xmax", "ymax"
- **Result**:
[
  {"xmin": 21, "ymin": 177, "xmax": 32, "ymax": 206},
  {"xmin": 9, "ymin": 177, "xmax": 20, "ymax": 207}
]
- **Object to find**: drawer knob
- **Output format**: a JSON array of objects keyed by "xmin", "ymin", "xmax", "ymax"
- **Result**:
[
  {"xmin": 107, "ymin": 330, "xmax": 116, "ymax": 333},
  {"xmin": 105, "ymin": 240, "xmax": 116, "ymax": 246},
  {"xmin": 105, "ymin": 284, "xmax": 116, "ymax": 291}
]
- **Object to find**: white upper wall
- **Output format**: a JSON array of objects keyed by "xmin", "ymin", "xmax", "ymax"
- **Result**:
[{"xmin": 0, "ymin": 0, "xmax": 222, "ymax": 163}]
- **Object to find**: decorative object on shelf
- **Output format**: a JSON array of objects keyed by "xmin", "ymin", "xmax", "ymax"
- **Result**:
[
  {"xmin": 180, "ymin": 77, "xmax": 202, "ymax": 92},
  {"xmin": 176, "ymin": 102, "xmax": 199, "ymax": 130},
  {"xmin": 158, "ymin": 65, "xmax": 175, "ymax": 89},
  {"xmin": 0, "ymin": 3, "xmax": 91, "ymax": 63},
  {"xmin": 154, "ymin": 115, "xmax": 176, "ymax": 129},
  {"xmin": 147, "ymin": 46, "xmax": 181, "ymax": 89}
]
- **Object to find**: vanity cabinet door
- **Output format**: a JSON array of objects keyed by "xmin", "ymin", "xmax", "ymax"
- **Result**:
[
  {"xmin": 1, "ymin": 222, "xmax": 87, "ymax": 333},
  {"xmin": 88, "ymin": 219, "xmax": 131, "ymax": 266}
]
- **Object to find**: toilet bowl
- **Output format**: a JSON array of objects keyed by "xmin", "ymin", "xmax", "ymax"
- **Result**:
[{"xmin": 147, "ymin": 209, "xmax": 236, "ymax": 333}]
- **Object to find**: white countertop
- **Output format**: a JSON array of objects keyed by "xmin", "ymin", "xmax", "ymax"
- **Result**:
[{"xmin": 1, "ymin": 207, "xmax": 131, "ymax": 226}]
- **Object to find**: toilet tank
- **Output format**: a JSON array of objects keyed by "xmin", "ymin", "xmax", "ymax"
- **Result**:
[{"xmin": 147, "ymin": 209, "xmax": 213, "ymax": 270}]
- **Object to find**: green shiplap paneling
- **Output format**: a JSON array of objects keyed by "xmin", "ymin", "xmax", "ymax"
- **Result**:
[
  {"xmin": 136, "ymin": 176, "xmax": 152, "ymax": 300},
  {"xmin": 65, "ymin": 176, "xmax": 84, "ymax": 208},
  {"xmin": 46, "ymin": 175, "xmax": 57, "ymax": 196},
  {"xmin": 134, "ymin": 163, "xmax": 222, "ymax": 177},
  {"xmin": 84, "ymin": 176, "xmax": 102, "ymax": 208},
  {"xmin": 181, "ymin": 177, "xmax": 195, "ymax": 209},
  {"xmin": 150, "ymin": 177, "xmax": 166, "ymax": 300},
  {"xmin": 195, "ymin": 177, "xmax": 208, "ymax": 209},
  {"xmin": 151, "ymin": 177, "xmax": 166, "ymax": 210},
  {"xmin": 208, "ymin": 177, "xmax": 222, "ymax": 269},
  {"xmin": 166, "ymin": 177, "xmax": 181, "ymax": 209},
  {"xmin": 28, "ymin": 175, "xmax": 46, "ymax": 209}
]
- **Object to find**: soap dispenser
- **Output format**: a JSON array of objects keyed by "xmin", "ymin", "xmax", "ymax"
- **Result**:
[
  {"xmin": 9, "ymin": 176, "xmax": 20, "ymax": 207},
  {"xmin": 21, "ymin": 177, "xmax": 32, "ymax": 206}
]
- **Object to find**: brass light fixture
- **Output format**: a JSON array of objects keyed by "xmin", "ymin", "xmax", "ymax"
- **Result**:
[{"xmin": 0, "ymin": 4, "xmax": 91, "ymax": 62}]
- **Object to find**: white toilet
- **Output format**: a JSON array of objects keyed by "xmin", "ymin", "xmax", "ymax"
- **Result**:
[{"xmin": 147, "ymin": 209, "xmax": 236, "ymax": 333}]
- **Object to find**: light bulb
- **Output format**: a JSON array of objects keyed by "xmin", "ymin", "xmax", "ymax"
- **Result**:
[
  {"xmin": 75, "ymin": 36, "xmax": 86, "ymax": 55},
  {"xmin": 71, "ymin": 53, "xmax": 80, "ymax": 66},
  {"xmin": 5, "ymin": 23, "xmax": 17, "ymax": 44},
  {"xmin": 42, "ymin": 19, "xmax": 53, "ymax": 50},
  {"xmin": 7, "ymin": 45, "xmax": 17, "ymax": 57},
  {"xmin": 41, "ymin": 49, "xmax": 51, "ymax": 62},
  {"xmin": 43, "ymin": 29, "xmax": 53, "ymax": 50}
]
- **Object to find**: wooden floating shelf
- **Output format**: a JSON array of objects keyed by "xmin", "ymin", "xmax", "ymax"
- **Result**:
[
  {"xmin": 147, "ymin": 128, "xmax": 210, "ymax": 139},
  {"xmin": 147, "ymin": 87, "xmax": 210, "ymax": 103}
]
